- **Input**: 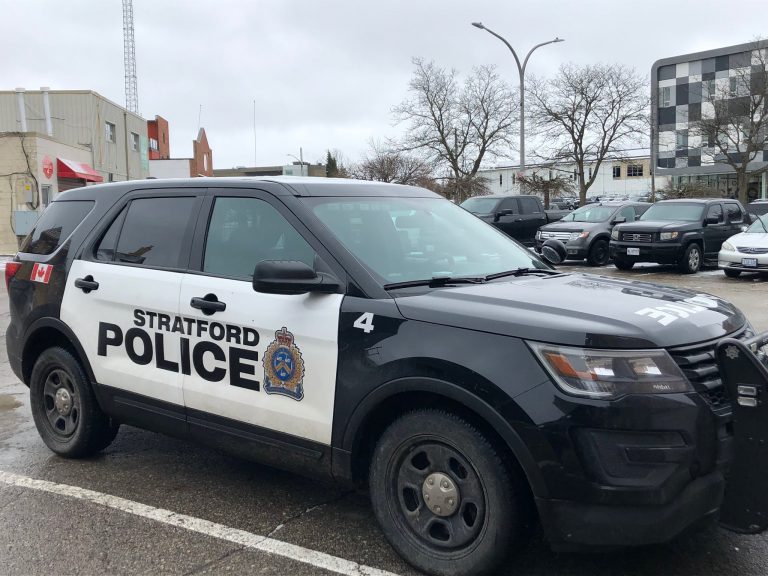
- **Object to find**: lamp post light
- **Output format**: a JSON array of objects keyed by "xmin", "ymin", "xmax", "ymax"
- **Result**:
[
  {"xmin": 287, "ymin": 147, "xmax": 306, "ymax": 176},
  {"xmin": 471, "ymin": 22, "xmax": 563, "ymax": 174}
]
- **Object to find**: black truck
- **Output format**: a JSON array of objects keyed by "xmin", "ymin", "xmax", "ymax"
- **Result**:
[
  {"xmin": 610, "ymin": 198, "xmax": 749, "ymax": 273},
  {"xmin": 6, "ymin": 178, "xmax": 768, "ymax": 576},
  {"xmin": 460, "ymin": 194, "xmax": 570, "ymax": 246}
]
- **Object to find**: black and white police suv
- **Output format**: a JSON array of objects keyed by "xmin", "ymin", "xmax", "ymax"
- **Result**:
[{"xmin": 6, "ymin": 177, "xmax": 768, "ymax": 576}]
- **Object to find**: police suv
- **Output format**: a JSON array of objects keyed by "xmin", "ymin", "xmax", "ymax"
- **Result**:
[{"xmin": 5, "ymin": 178, "xmax": 768, "ymax": 576}]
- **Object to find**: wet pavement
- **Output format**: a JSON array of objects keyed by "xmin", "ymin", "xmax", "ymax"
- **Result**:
[{"xmin": 0, "ymin": 264, "xmax": 766, "ymax": 575}]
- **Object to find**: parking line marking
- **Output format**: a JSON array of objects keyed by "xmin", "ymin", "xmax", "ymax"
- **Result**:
[{"xmin": 0, "ymin": 470, "xmax": 400, "ymax": 576}]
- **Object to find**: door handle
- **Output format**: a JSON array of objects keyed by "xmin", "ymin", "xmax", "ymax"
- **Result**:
[
  {"xmin": 74, "ymin": 276, "xmax": 99, "ymax": 293},
  {"xmin": 190, "ymin": 294, "xmax": 226, "ymax": 315}
]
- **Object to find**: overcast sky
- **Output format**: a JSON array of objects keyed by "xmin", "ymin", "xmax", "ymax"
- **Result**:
[{"xmin": 1, "ymin": 0, "xmax": 764, "ymax": 170}]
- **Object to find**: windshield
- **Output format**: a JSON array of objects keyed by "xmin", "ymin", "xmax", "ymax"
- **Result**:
[
  {"xmin": 746, "ymin": 214, "xmax": 768, "ymax": 233},
  {"xmin": 459, "ymin": 197, "xmax": 499, "ymax": 214},
  {"xmin": 307, "ymin": 197, "xmax": 549, "ymax": 284},
  {"xmin": 640, "ymin": 202, "xmax": 704, "ymax": 222},
  {"xmin": 561, "ymin": 205, "xmax": 616, "ymax": 223}
]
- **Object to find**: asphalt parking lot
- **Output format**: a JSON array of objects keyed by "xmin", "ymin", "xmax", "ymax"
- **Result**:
[{"xmin": 1, "ymin": 262, "xmax": 767, "ymax": 576}]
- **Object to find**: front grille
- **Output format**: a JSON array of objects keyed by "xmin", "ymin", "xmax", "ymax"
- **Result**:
[
  {"xmin": 667, "ymin": 327, "xmax": 750, "ymax": 412},
  {"xmin": 736, "ymin": 247, "xmax": 768, "ymax": 254},
  {"xmin": 622, "ymin": 232, "xmax": 653, "ymax": 242},
  {"xmin": 540, "ymin": 231, "xmax": 572, "ymax": 241}
]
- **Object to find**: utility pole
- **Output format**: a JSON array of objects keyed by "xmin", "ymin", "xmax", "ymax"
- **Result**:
[{"xmin": 122, "ymin": 0, "xmax": 139, "ymax": 114}]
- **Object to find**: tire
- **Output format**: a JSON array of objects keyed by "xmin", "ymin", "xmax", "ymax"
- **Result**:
[
  {"xmin": 614, "ymin": 257, "xmax": 635, "ymax": 271},
  {"xmin": 30, "ymin": 347, "xmax": 119, "ymax": 457},
  {"xmin": 369, "ymin": 409, "xmax": 525, "ymax": 576},
  {"xmin": 724, "ymin": 268, "xmax": 742, "ymax": 278},
  {"xmin": 586, "ymin": 238, "xmax": 610, "ymax": 266},
  {"xmin": 678, "ymin": 244, "xmax": 702, "ymax": 274}
]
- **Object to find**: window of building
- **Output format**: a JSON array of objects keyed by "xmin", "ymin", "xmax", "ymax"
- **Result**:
[
  {"xmin": 130, "ymin": 132, "xmax": 139, "ymax": 152},
  {"xmin": 204, "ymin": 197, "xmax": 316, "ymax": 279},
  {"xmin": 109, "ymin": 197, "xmax": 198, "ymax": 268},
  {"xmin": 105, "ymin": 121, "xmax": 116, "ymax": 143},
  {"xmin": 573, "ymin": 170, "xmax": 577, "ymax": 181},
  {"xmin": 660, "ymin": 86, "xmax": 671, "ymax": 107},
  {"xmin": 703, "ymin": 79, "xmax": 715, "ymax": 101},
  {"xmin": 499, "ymin": 173, "xmax": 502, "ymax": 186},
  {"xmin": 612, "ymin": 165, "xmax": 621, "ymax": 178},
  {"xmin": 548, "ymin": 170, "xmax": 553, "ymax": 180},
  {"xmin": 512, "ymin": 173, "xmax": 516, "ymax": 185},
  {"xmin": 149, "ymin": 138, "xmax": 159, "ymax": 151},
  {"xmin": 41, "ymin": 184, "xmax": 52, "ymax": 206},
  {"xmin": 588, "ymin": 167, "xmax": 592, "ymax": 180},
  {"xmin": 627, "ymin": 164, "xmax": 644, "ymax": 177},
  {"xmin": 676, "ymin": 131, "xmax": 688, "ymax": 150}
]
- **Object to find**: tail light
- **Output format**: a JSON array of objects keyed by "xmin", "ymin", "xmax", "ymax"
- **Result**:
[{"xmin": 4, "ymin": 261, "xmax": 22, "ymax": 290}]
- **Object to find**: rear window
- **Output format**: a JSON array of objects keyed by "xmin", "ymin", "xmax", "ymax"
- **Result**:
[{"xmin": 19, "ymin": 200, "xmax": 94, "ymax": 255}]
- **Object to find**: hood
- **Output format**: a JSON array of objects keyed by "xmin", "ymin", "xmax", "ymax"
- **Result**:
[
  {"xmin": 394, "ymin": 273, "xmax": 745, "ymax": 349},
  {"xmin": 540, "ymin": 220, "xmax": 604, "ymax": 232},
  {"xmin": 727, "ymin": 232, "xmax": 768, "ymax": 248},
  {"xmin": 618, "ymin": 220, "xmax": 697, "ymax": 231}
]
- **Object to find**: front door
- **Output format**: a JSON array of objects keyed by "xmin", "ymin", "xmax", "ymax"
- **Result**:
[
  {"xmin": 703, "ymin": 203, "xmax": 728, "ymax": 257},
  {"xmin": 61, "ymin": 192, "xmax": 202, "ymax": 407},
  {"xmin": 179, "ymin": 194, "xmax": 343, "ymax": 445}
]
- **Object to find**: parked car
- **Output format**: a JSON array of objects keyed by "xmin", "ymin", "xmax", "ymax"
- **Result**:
[
  {"xmin": 610, "ymin": 198, "xmax": 749, "ymax": 273},
  {"xmin": 460, "ymin": 195, "xmax": 570, "ymax": 246},
  {"xmin": 747, "ymin": 199, "xmax": 768, "ymax": 218},
  {"xmin": 718, "ymin": 213, "xmax": 768, "ymax": 277},
  {"xmin": 536, "ymin": 201, "xmax": 650, "ymax": 266}
]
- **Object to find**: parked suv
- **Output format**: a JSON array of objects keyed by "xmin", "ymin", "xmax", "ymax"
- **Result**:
[
  {"xmin": 536, "ymin": 201, "xmax": 650, "ymax": 266},
  {"xmin": 6, "ymin": 178, "xmax": 768, "ymax": 576},
  {"xmin": 610, "ymin": 199, "xmax": 748, "ymax": 273}
]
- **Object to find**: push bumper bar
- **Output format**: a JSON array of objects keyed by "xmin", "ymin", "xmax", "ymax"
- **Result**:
[{"xmin": 715, "ymin": 330, "xmax": 768, "ymax": 534}]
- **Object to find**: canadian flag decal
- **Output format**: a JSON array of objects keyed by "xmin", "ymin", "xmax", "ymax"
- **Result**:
[{"xmin": 31, "ymin": 263, "xmax": 53, "ymax": 284}]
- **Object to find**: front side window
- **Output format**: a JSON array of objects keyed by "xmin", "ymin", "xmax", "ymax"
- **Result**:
[
  {"xmin": 640, "ymin": 203, "xmax": 705, "ymax": 222},
  {"xmin": 20, "ymin": 200, "xmax": 94, "ymax": 255},
  {"xmin": 203, "ymin": 197, "xmax": 316, "ymax": 279},
  {"xmin": 103, "ymin": 197, "xmax": 198, "ymax": 268},
  {"xmin": 460, "ymin": 197, "xmax": 500, "ymax": 214},
  {"xmin": 308, "ymin": 197, "xmax": 548, "ymax": 284},
  {"xmin": 618, "ymin": 206, "xmax": 636, "ymax": 222}
]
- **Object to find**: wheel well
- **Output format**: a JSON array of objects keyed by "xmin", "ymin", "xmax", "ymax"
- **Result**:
[
  {"xmin": 22, "ymin": 327, "xmax": 80, "ymax": 386},
  {"xmin": 350, "ymin": 391, "xmax": 533, "ymax": 504}
]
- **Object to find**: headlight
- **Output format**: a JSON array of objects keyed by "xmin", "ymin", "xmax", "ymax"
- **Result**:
[
  {"xmin": 569, "ymin": 231, "xmax": 589, "ymax": 241},
  {"xmin": 536, "ymin": 230, "xmax": 542, "ymax": 239},
  {"xmin": 611, "ymin": 229, "xmax": 619, "ymax": 240},
  {"xmin": 722, "ymin": 241, "xmax": 735, "ymax": 252},
  {"xmin": 528, "ymin": 342, "xmax": 692, "ymax": 399},
  {"xmin": 659, "ymin": 232, "xmax": 679, "ymax": 240}
]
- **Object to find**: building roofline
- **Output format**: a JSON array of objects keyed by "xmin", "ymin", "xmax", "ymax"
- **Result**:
[
  {"xmin": 0, "ymin": 89, "xmax": 146, "ymax": 122},
  {"xmin": 651, "ymin": 39, "xmax": 768, "ymax": 78}
]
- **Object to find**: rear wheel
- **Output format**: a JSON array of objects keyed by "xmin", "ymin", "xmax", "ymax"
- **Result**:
[
  {"xmin": 678, "ymin": 244, "xmax": 702, "ymax": 274},
  {"xmin": 724, "ymin": 268, "xmax": 742, "ymax": 278},
  {"xmin": 30, "ymin": 347, "xmax": 119, "ymax": 457},
  {"xmin": 614, "ymin": 257, "xmax": 635, "ymax": 270},
  {"xmin": 369, "ymin": 409, "xmax": 525, "ymax": 576},
  {"xmin": 586, "ymin": 239, "xmax": 610, "ymax": 266}
]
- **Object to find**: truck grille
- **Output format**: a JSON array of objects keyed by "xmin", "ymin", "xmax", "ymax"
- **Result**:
[
  {"xmin": 736, "ymin": 247, "xmax": 768, "ymax": 254},
  {"xmin": 667, "ymin": 327, "xmax": 751, "ymax": 412},
  {"xmin": 539, "ymin": 231, "xmax": 572, "ymax": 241},
  {"xmin": 622, "ymin": 232, "xmax": 653, "ymax": 242}
]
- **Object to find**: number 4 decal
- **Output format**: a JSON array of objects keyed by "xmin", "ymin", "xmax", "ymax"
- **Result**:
[{"xmin": 354, "ymin": 312, "xmax": 375, "ymax": 333}]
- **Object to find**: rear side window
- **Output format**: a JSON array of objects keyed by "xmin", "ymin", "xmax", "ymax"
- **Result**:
[
  {"xmin": 706, "ymin": 203, "xmax": 724, "ymax": 224},
  {"xmin": 20, "ymin": 200, "xmax": 94, "ymax": 255},
  {"xmin": 99, "ymin": 197, "xmax": 197, "ymax": 269},
  {"xmin": 725, "ymin": 202, "xmax": 743, "ymax": 223},
  {"xmin": 518, "ymin": 197, "xmax": 542, "ymax": 214}
]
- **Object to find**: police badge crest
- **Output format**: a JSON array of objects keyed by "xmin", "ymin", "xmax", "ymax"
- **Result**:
[{"xmin": 263, "ymin": 327, "xmax": 305, "ymax": 401}]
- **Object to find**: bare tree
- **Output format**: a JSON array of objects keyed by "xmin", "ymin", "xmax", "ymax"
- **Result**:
[
  {"xmin": 657, "ymin": 179, "xmax": 719, "ymax": 200},
  {"xmin": 351, "ymin": 140, "xmax": 433, "ymax": 186},
  {"xmin": 516, "ymin": 171, "xmax": 575, "ymax": 208},
  {"xmin": 529, "ymin": 63, "xmax": 649, "ymax": 206},
  {"xmin": 392, "ymin": 58, "xmax": 517, "ymax": 202},
  {"xmin": 691, "ymin": 41, "xmax": 768, "ymax": 204}
]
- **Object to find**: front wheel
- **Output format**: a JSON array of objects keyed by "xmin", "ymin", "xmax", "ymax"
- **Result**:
[
  {"xmin": 30, "ymin": 347, "xmax": 119, "ymax": 457},
  {"xmin": 587, "ymin": 239, "xmax": 610, "ymax": 266},
  {"xmin": 678, "ymin": 244, "xmax": 702, "ymax": 274},
  {"xmin": 369, "ymin": 409, "xmax": 525, "ymax": 576}
]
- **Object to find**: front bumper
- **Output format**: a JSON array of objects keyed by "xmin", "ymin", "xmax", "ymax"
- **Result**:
[
  {"xmin": 610, "ymin": 240, "xmax": 683, "ymax": 263},
  {"xmin": 718, "ymin": 248, "xmax": 768, "ymax": 272}
]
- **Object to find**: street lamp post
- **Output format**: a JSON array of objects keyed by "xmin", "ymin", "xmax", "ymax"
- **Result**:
[
  {"xmin": 287, "ymin": 147, "xmax": 306, "ymax": 176},
  {"xmin": 471, "ymin": 23, "xmax": 563, "ymax": 174}
]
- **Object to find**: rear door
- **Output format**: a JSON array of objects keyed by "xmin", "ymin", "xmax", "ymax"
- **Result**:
[
  {"xmin": 178, "ymin": 191, "xmax": 344, "ymax": 445},
  {"xmin": 493, "ymin": 198, "xmax": 519, "ymax": 238},
  {"xmin": 60, "ymin": 190, "xmax": 203, "ymax": 410},
  {"xmin": 703, "ymin": 203, "xmax": 728, "ymax": 256},
  {"xmin": 517, "ymin": 196, "xmax": 546, "ymax": 245}
]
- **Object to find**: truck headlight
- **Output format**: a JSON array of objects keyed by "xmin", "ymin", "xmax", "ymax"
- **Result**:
[
  {"xmin": 660, "ymin": 232, "xmax": 679, "ymax": 240},
  {"xmin": 569, "ymin": 231, "xmax": 589, "ymax": 241},
  {"xmin": 722, "ymin": 241, "xmax": 735, "ymax": 252},
  {"xmin": 536, "ymin": 230, "xmax": 542, "ymax": 240},
  {"xmin": 528, "ymin": 342, "xmax": 692, "ymax": 399},
  {"xmin": 611, "ymin": 228, "xmax": 619, "ymax": 240}
]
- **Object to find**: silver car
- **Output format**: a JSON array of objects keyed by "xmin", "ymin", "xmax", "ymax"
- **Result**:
[{"xmin": 718, "ymin": 213, "xmax": 768, "ymax": 277}]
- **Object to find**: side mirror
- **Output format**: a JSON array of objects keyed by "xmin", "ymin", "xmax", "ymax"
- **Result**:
[
  {"xmin": 611, "ymin": 216, "xmax": 627, "ymax": 225},
  {"xmin": 494, "ymin": 209, "xmax": 514, "ymax": 222},
  {"xmin": 253, "ymin": 260, "xmax": 341, "ymax": 295},
  {"xmin": 704, "ymin": 216, "xmax": 720, "ymax": 225}
]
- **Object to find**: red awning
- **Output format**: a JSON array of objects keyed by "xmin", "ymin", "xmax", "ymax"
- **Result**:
[{"xmin": 57, "ymin": 158, "xmax": 103, "ymax": 182}]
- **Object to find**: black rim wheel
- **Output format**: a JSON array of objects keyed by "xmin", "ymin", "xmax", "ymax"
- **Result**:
[
  {"xmin": 590, "ymin": 240, "xmax": 609, "ymax": 265},
  {"xmin": 389, "ymin": 439, "xmax": 487, "ymax": 551},
  {"xmin": 41, "ymin": 368, "xmax": 80, "ymax": 438}
]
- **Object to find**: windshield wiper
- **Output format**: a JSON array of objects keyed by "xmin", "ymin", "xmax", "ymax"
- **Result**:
[
  {"xmin": 383, "ymin": 276, "xmax": 486, "ymax": 290},
  {"xmin": 484, "ymin": 267, "xmax": 561, "ymax": 280}
]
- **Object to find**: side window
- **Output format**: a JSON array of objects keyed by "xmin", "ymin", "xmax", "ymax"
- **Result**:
[
  {"xmin": 706, "ymin": 204, "xmax": 724, "ymax": 224},
  {"xmin": 618, "ymin": 206, "xmax": 636, "ymax": 222},
  {"xmin": 518, "ymin": 197, "xmax": 542, "ymax": 214},
  {"xmin": 95, "ymin": 208, "xmax": 127, "ymax": 261},
  {"xmin": 20, "ymin": 200, "xmax": 94, "ymax": 255},
  {"xmin": 111, "ymin": 197, "xmax": 198, "ymax": 268},
  {"xmin": 203, "ymin": 197, "xmax": 316, "ymax": 279},
  {"xmin": 498, "ymin": 198, "xmax": 518, "ymax": 213},
  {"xmin": 725, "ymin": 203, "xmax": 743, "ymax": 224}
]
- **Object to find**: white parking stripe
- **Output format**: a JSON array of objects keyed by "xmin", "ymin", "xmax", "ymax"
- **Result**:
[{"xmin": 0, "ymin": 470, "xmax": 400, "ymax": 576}]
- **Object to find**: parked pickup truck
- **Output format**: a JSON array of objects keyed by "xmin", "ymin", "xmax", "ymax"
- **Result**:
[{"xmin": 460, "ymin": 195, "xmax": 570, "ymax": 246}]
